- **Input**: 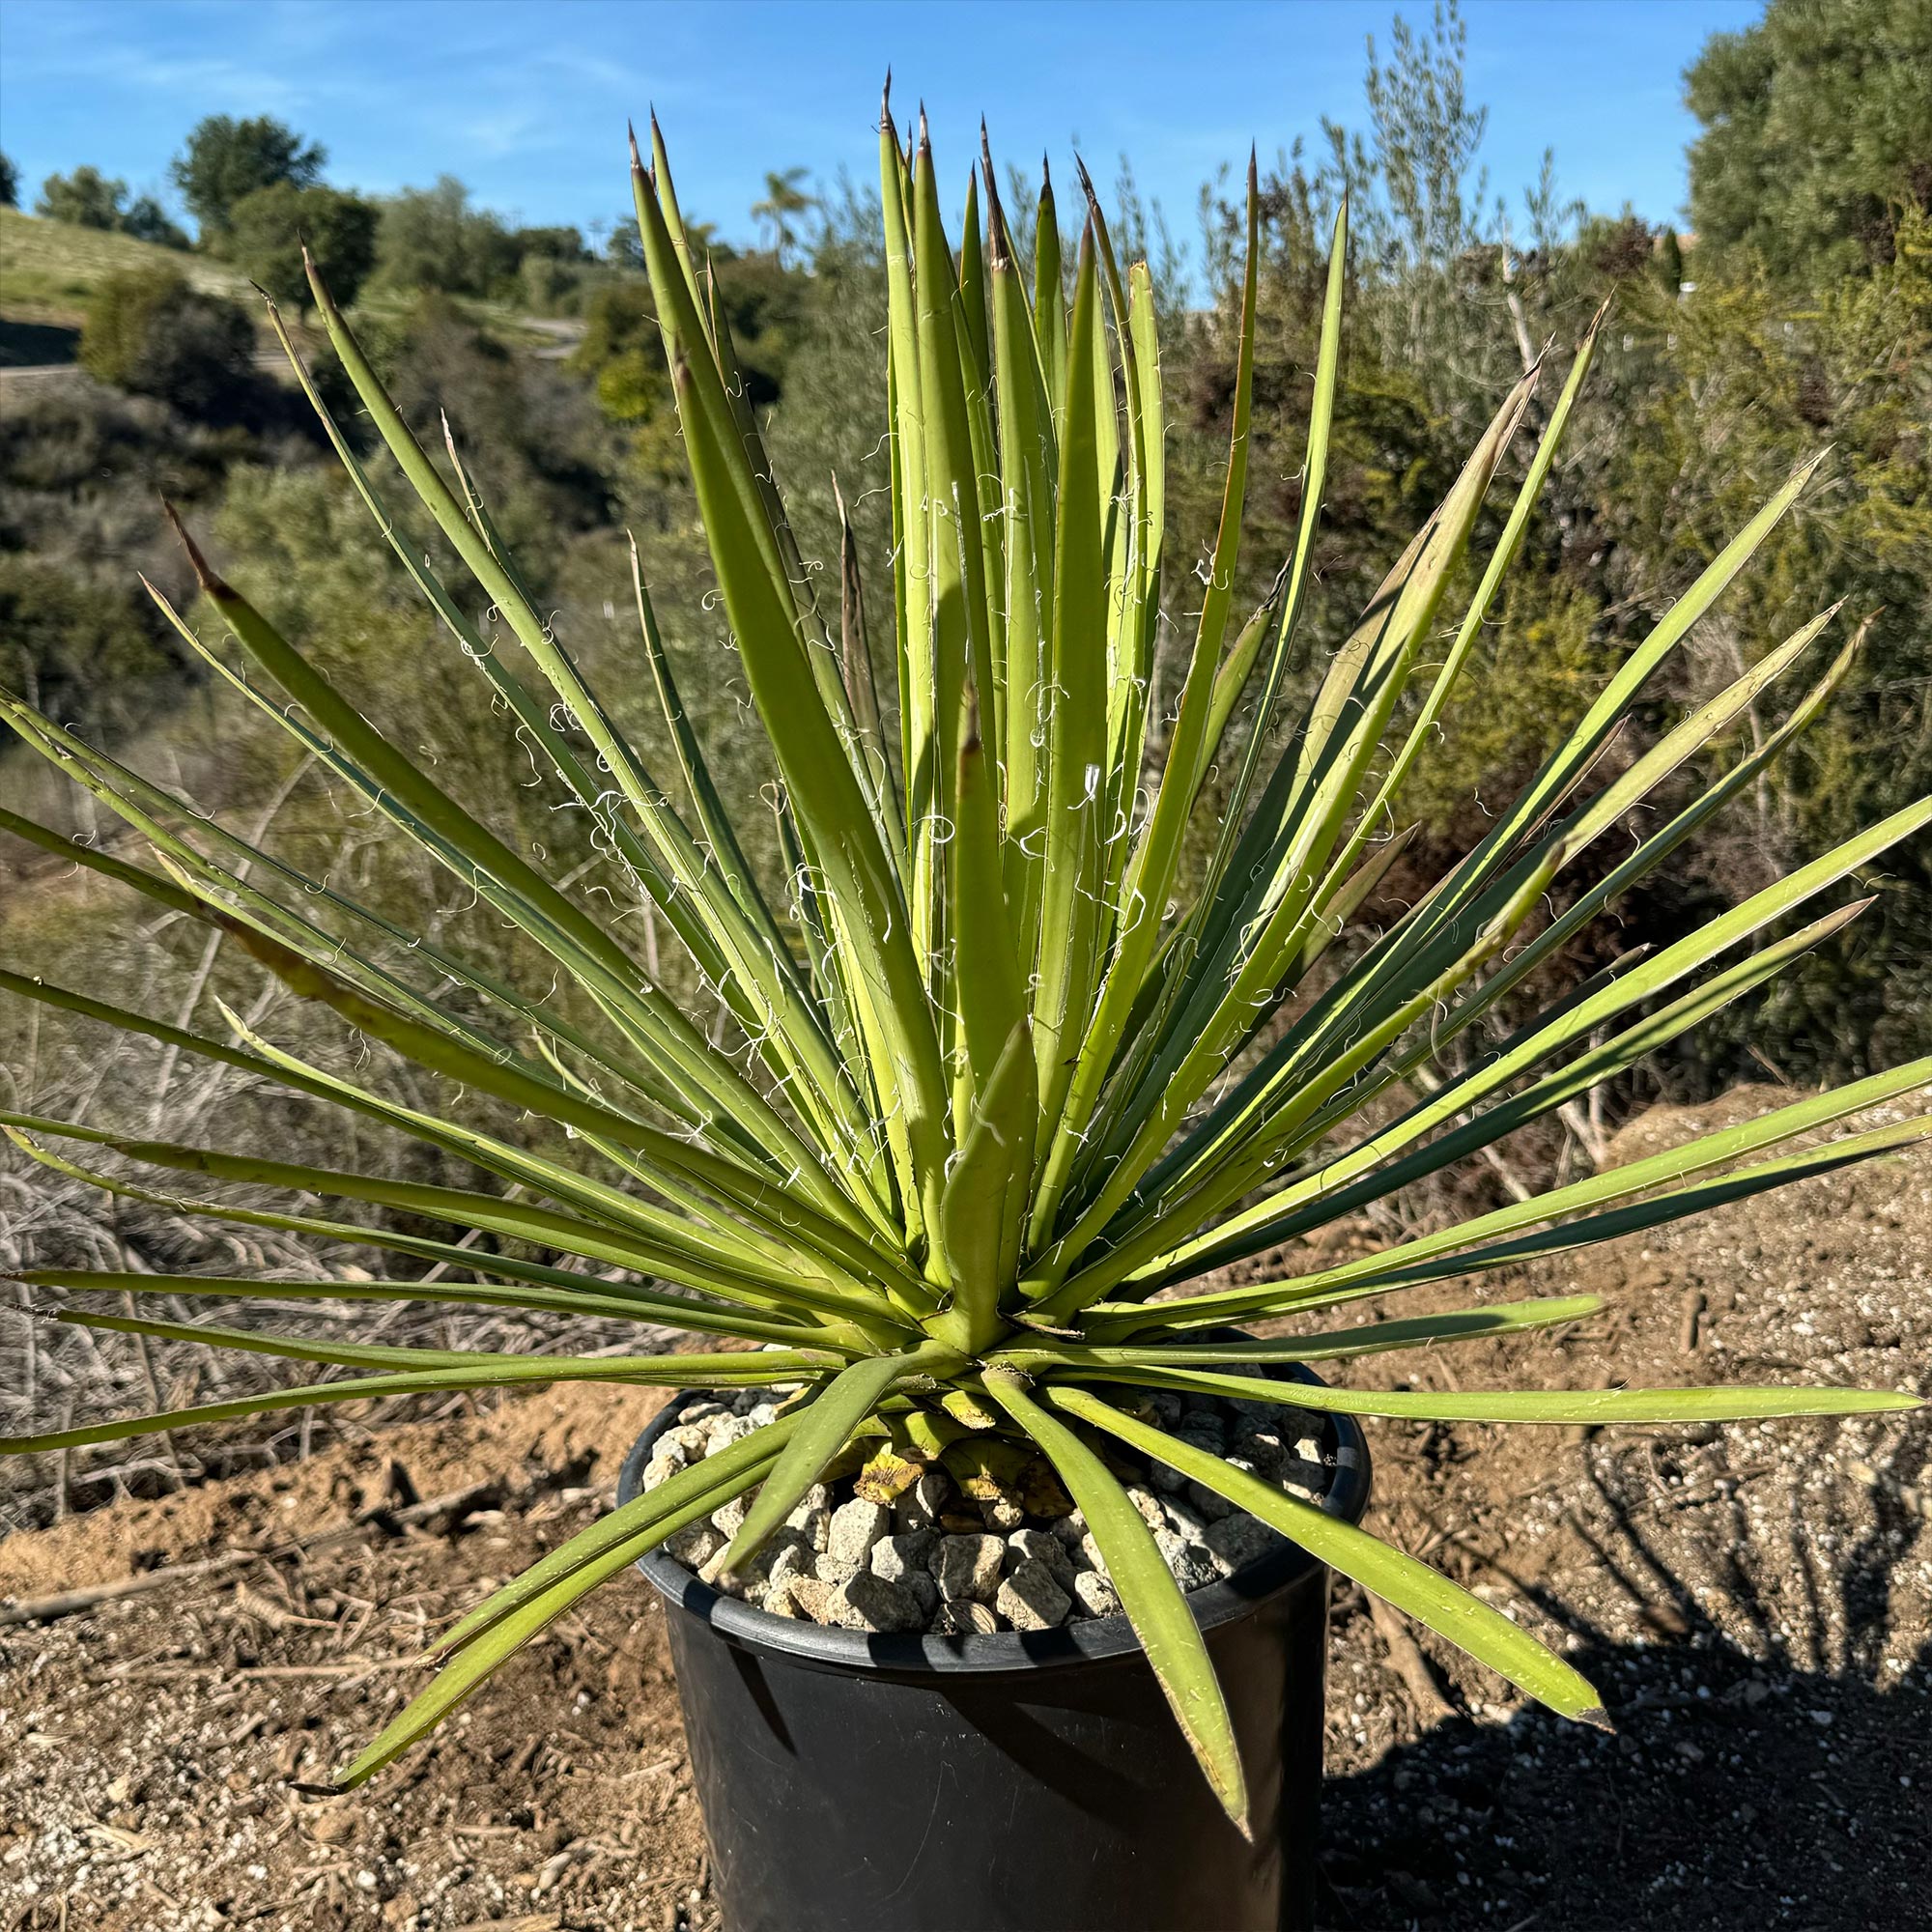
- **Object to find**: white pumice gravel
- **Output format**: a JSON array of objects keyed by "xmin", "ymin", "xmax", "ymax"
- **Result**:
[
  {"xmin": 639, "ymin": 1384, "xmax": 1337, "ymax": 1635},
  {"xmin": 933, "ymin": 1531, "xmax": 1006, "ymax": 1603},
  {"xmin": 996, "ymin": 1559, "xmax": 1072, "ymax": 1630}
]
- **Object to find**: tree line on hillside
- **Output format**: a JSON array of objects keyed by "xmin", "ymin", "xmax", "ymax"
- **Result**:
[{"xmin": 3, "ymin": 111, "xmax": 675, "ymax": 314}]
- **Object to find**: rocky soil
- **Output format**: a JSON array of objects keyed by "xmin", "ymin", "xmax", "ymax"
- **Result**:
[{"xmin": 0, "ymin": 1085, "xmax": 1925, "ymax": 1931}]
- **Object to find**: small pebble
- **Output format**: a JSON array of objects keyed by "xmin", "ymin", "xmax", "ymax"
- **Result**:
[
  {"xmin": 1007, "ymin": 1527, "xmax": 1076, "ymax": 1591},
  {"xmin": 827, "ymin": 1497, "xmax": 893, "ymax": 1569},
  {"xmin": 783, "ymin": 1577, "xmax": 838, "ymax": 1623},
  {"xmin": 765, "ymin": 1541, "xmax": 814, "ymax": 1595},
  {"xmin": 1154, "ymin": 1526, "xmax": 1220, "ymax": 1592},
  {"xmin": 827, "ymin": 1572, "xmax": 926, "ymax": 1633},
  {"xmin": 1072, "ymin": 1570, "xmax": 1121, "ymax": 1619},
  {"xmin": 977, "ymin": 1485, "xmax": 1027, "ymax": 1533},
  {"xmin": 1163, "ymin": 1497, "xmax": 1209, "ymax": 1542},
  {"xmin": 1279, "ymin": 1459, "xmax": 1327, "ymax": 1502},
  {"xmin": 784, "ymin": 1485, "xmax": 832, "ymax": 1553},
  {"xmin": 1186, "ymin": 1480, "xmax": 1236, "ymax": 1521},
  {"xmin": 665, "ymin": 1521, "xmax": 725, "ymax": 1569},
  {"xmin": 996, "ymin": 1560, "xmax": 1071, "ymax": 1631},
  {"xmin": 893, "ymin": 1467, "xmax": 954, "ymax": 1532},
  {"xmin": 710, "ymin": 1491, "xmax": 754, "ymax": 1540},
  {"xmin": 932, "ymin": 1533, "xmax": 1006, "ymax": 1603},
  {"xmin": 933, "ymin": 1600, "xmax": 999, "ymax": 1636},
  {"xmin": 1205, "ymin": 1514, "xmax": 1283, "ymax": 1574},
  {"xmin": 1049, "ymin": 1510, "xmax": 1088, "ymax": 1548},
  {"xmin": 871, "ymin": 1530, "xmax": 937, "ymax": 1583}
]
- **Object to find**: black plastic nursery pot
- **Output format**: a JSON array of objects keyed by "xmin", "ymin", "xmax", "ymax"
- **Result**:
[{"xmin": 617, "ymin": 1359, "xmax": 1372, "ymax": 1932}]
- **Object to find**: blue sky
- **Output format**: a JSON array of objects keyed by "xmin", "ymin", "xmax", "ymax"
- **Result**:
[{"xmin": 2, "ymin": 0, "xmax": 1760, "ymax": 252}]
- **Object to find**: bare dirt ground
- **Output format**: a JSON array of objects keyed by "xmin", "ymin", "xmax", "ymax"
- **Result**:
[{"xmin": 0, "ymin": 1086, "xmax": 1926, "ymax": 1932}]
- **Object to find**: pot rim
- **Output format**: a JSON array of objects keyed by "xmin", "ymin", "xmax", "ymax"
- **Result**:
[{"xmin": 618, "ymin": 1350, "xmax": 1372, "ymax": 1679}]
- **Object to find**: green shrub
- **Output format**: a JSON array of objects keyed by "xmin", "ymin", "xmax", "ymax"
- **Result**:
[
  {"xmin": 79, "ymin": 268, "xmax": 255, "ymax": 417},
  {"xmin": 35, "ymin": 164, "xmax": 127, "ymax": 230},
  {"xmin": 32, "ymin": 166, "xmax": 185, "ymax": 244},
  {"xmin": 1687, "ymin": 0, "xmax": 1932, "ymax": 281},
  {"xmin": 374, "ymin": 176, "xmax": 517, "ymax": 297},
  {"xmin": 223, "ymin": 181, "xmax": 379, "ymax": 307},
  {"xmin": 0, "ymin": 556, "xmax": 182, "ymax": 739}
]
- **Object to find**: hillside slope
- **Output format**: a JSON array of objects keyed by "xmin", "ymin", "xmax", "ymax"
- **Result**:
[{"xmin": 0, "ymin": 207, "xmax": 248, "ymax": 328}]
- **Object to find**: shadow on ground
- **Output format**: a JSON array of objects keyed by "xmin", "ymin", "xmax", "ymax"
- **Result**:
[
  {"xmin": 1318, "ymin": 1425, "xmax": 1931, "ymax": 1931},
  {"xmin": 0, "ymin": 318, "xmax": 81, "ymax": 368},
  {"xmin": 1320, "ymin": 1633, "xmax": 1928, "ymax": 1930}
]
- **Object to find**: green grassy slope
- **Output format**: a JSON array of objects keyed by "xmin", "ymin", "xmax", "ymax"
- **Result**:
[{"xmin": 0, "ymin": 207, "xmax": 251, "ymax": 327}]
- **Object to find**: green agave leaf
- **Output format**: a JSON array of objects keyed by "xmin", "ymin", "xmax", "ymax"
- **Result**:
[
  {"xmin": 52, "ymin": 1307, "xmax": 841, "ymax": 1383},
  {"xmin": 1049, "ymin": 1387, "xmax": 1607, "ymax": 1724},
  {"xmin": 154, "ymin": 529, "xmax": 845, "ymax": 1214},
  {"xmin": 1032, "ymin": 159, "xmax": 1068, "ymax": 420},
  {"xmin": 1359, "ymin": 302, "xmax": 1608, "ymax": 837},
  {"xmin": 1098, "ymin": 1102, "xmax": 1932, "ymax": 1334},
  {"xmin": 1197, "ymin": 563, "xmax": 1292, "ymax": 802},
  {"xmin": 434, "ymin": 1410, "xmax": 802, "ymax": 1660},
  {"xmin": 950, "ymin": 723, "xmax": 1029, "ymax": 1120},
  {"xmin": 1, "ymin": 1111, "xmax": 885, "ymax": 1328},
  {"xmin": 832, "ymin": 470, "xmax": 902, "ymax": 841},
  {"xmin": 4, "ymin": 1127, "xmax": 810, "ymax": 1325},
  {"xmin": 1041, "ymin": 360, "xmax": 1543, "ymax": 1283},
  {"xmin": 1376, "ymin": 620, "xmax": 1875, "ymax": 1104},
  {"xmin": 0, "ymin": 1355, "xmax": 821, "ymax": 1457},
  {"xmin": 1139, "ymin": 889, "xmax": 1869, "ymax": 1288},
  {"xmin": 204, "ymin": 922, "xmax": 921, "ymax": 1307},
  {"xmin": 0, "ymin": 809, "xmax": 200, "ymax": 917},
  {"xmin": 1, "ymin": 689, "xmax": 689, "ymax": 1132},
  {"xmin": 1029, "ymin": 223, "xmax": 1111, "ymax": 1147},
  {"xmin": 719, "ymin": 1348, "xmax": 938, "ymax": 1573},
  {"xmin": 628, "ymin": 539, "xmax": 886, "ymax": 1191},
  {"xmin": 910, "ymin": 124, "xmax": 997, "ymax": 919},
  {"xmin": 667, "ymin": 344, "xmax": 950, "ymax": 1258},
  {"xmin": 1030, "ymin": 155, "xmax": 1262, "ymax": 1240},
  {"xmin": 1007, "ymin": 1295, "xmax": 1604, "ymax": 1371},
  {"xmin": 982, "ymin": 134, "xmax": 1058, "ymax": 961},
  {"xmin": 9, "ymin": 1269, "xmax": 754, "ymax": 1331},
  {"xmin": 940, "ymin": 1022, "xmax": 1037, "ymax": 1350},
  {"xmin": 1187, "ymin": 200, "xmax": 1350, "ymax": 926},
  {"xmin": 334, "ymin": 1427, "xmax": 785, "ymax": 1788},
  {"xmin": 983, "ymin": 1368, "xmax": 1249, "ymax": 1833},
  {"xmin": 632, "ymin": 134, "xmax": 872, "ymax": 804},
  {"xmin": 879, "ymin": 86, "xmax": 935, "ymax": 882},
  {"xmin": 1049, "ymin": 1368, "xmax": 1918, "ymax": 1428},
  {"xmin": 1071, "ymin": 789, "xmax": 1932, "ymax": 1314},
  {"xmin": 217, "ymin": 1003, "xmax": 808, "ymax": 1285},
  {"xmin": 266, "ymin": 290, "xmax": 878, "ymax": 1103}
]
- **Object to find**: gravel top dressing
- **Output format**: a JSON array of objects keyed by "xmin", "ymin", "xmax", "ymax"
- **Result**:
[{"xmin": 639, "ymin": 1381, "xmax": 1340, "ymax": 1634}]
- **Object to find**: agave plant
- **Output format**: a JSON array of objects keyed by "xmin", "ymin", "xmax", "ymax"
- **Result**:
[{"xmin": 2, "ymin": 98, "xmax": 1926, "ymax": 1830}]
